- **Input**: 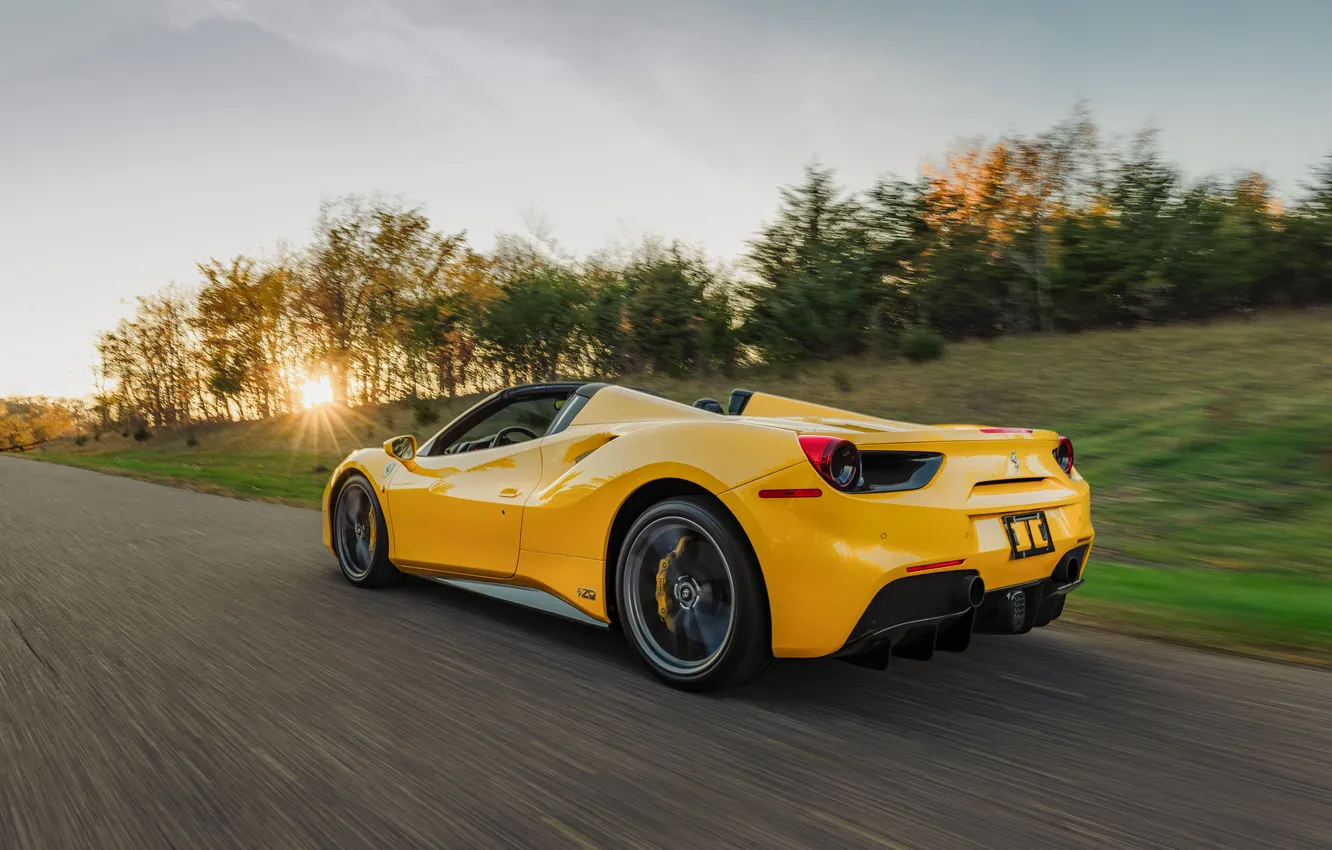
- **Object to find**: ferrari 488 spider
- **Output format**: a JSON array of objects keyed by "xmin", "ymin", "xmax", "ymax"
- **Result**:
[{"xmin": 323, "ymin": 382, "xmax": 1092, "ymax": 690}]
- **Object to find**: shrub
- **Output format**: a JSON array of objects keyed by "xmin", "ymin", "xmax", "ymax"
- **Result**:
[
  {"xmin": 901, "ymin": 327, "xmax": 946, "ymax": 363},
  {"xmin": 774, "ymin": 357, "xmax": 802, "ymax": 380},
  {"xmin": 73, "ymin": 434, "xmax": 88, "ymax": 447},
  {"xmin": 185, "ymin": 434, "xmax": 199, "ymax": 448},
  {"xmin": 132, "ymin": 425, "xmax": 153, "ymax": 442},
  {"xmin": 412, "ymin": 397, "xmax": 439, "ymax": 426},
  {"xmin": 831, "ymin": 369, "xmax": 852, "ymax": 393}
]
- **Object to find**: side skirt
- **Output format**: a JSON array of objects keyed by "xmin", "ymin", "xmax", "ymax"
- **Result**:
[{"xmin": 425, "ymin": 577, "xmax": 610, "ymax": 629}]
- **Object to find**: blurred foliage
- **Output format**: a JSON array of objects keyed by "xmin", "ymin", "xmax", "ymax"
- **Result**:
[
  {"xmin": 83, "ymin": 109, "xmax": 1332, "ymax": 433},
  {"xmin": 0, "ymin": 397, "xmax": 89, "ymax": 451},
  {"xmin": 411, "ymin": 396, "xmax": 440, "ymax": 426},
  {"xmin": 899, "ymin": 327, "xmax": 947, "ymax": 363}
]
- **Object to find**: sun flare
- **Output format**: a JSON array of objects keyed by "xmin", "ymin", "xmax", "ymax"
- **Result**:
[{"xmin": 300, "ymin": 376, "xmax": 334, "ymax": 409}]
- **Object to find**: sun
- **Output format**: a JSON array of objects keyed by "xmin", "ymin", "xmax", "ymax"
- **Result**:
[{"xmin": 300, "ymin": 376, "xmax": 334, "ymax": 409}]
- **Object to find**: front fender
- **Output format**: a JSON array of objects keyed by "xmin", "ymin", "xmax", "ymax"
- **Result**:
[{"xmin": 321, "ymin": 448, "xmax": 397, "ymax": 553}]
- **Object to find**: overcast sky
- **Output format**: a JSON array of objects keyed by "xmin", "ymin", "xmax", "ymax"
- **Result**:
[{"xmin": 3, "ymin": 0, "xmax": 1330, "ymax": 397}]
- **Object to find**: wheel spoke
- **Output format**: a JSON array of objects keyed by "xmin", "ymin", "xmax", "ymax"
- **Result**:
[
  {"xmin": 674, "ymin": 608, "xmax": 705, "ymax": 652},
  {"xmin": 676, "ymin": 612, "xmax": 697, "ymax": 660},
  {"xmin": 691, "ymin": 608, "xmax": 729, "ymax": 654}
]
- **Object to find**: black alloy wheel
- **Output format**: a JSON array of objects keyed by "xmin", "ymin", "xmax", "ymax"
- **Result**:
[
  {"xmin": 616, "ymin": 497, "xmax": 772, "ymax": 691},
  {"xmin": 334, "ymin": 473, "xmax": 398, "ymax": 587}
]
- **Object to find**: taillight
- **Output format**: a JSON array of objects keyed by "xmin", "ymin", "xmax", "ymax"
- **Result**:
[
  {"xmin": 1054, "ymin": 436, "xmax": 1074, "ymax": 474},
  {"xmin": 798, "ymin": 435, "xmax": 861, "ymax": 491}
]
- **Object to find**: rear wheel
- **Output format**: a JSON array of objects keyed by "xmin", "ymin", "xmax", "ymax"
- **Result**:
[
  {"xmin": 616, "ymin": 497, "xmax": 772, "ymax": 691},
  {"xmin": 333, "ymin": 473, "xmax": 399, "ymax": 588}
]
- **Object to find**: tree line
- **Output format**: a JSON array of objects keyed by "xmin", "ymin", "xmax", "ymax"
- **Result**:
[
  {"xmin": 89, "ymin": 108, "xmax": 1332, "ymax": 433},
  {"xmin": 0, "ymin": 397, "xmax": 87, "ymax": 451}
]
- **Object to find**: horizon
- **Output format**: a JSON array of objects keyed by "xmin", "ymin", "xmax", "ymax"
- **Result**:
[{"xmin": 4, "ymin": 0, "xmax": 1332, "ymax": 398}]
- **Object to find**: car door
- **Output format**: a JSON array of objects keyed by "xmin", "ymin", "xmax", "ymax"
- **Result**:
[{"xmin": 385, "ymin": 395, "xmax": 562, "ymax": 578}]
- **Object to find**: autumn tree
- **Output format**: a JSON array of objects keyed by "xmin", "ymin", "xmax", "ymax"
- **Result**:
[
  {"xmin": 0, "ymin": 397, "xmax": 88, "ymax": 450},
  {"xmin": 194, "ymin": 255, "xmax": 294, "ymax": 417},
  {"xmin": 294, "ymin": 197, "xmax": 464, "ymax": 405},
  {"xmin": 96, "ymin": 286, "xmax": 201, "ymax": 428}
]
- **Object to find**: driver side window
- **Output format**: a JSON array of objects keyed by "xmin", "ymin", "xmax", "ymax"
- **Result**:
[{"xmin": 442, "ymin": 396, "xmax": 566, "ymax": 454}]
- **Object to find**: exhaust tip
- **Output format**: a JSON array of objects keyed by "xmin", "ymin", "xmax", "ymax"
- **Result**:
[
  {"xmin": 1056, "ymin": 555, "xmax": 1082, "ymax": 585},
  {"xmin": 966, "ymin": 575, "xmax": 985, "ymax": 609}
]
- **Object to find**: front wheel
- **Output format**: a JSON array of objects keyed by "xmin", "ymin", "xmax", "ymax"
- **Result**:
[
  {"xmin": 616, "ymin": 497, "xmax": 772, "ymax": 691},
  {"xmin": 333, "ymin": 473, "xmax": 399, "ymax": 587}
]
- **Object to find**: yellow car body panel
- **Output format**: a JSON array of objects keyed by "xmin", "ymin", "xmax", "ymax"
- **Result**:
[
  {"xmin": 384, "ymin": 438, "xmax": 541, "ymax": 578},
  {"xmin": 323, "ymin": 386, "xmax": 1094, "ymax": 660}
]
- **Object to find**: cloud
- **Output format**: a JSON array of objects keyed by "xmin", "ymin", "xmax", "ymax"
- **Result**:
[
  {"xmin": 141, "ymin": 0, "xmax": 911, "ymax": 171},
  {"xmin": 154, "ymin": 0, "xmax": 490, "ymax": 84}
]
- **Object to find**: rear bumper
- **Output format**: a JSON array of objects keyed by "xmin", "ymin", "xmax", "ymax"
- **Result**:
[
  {"xmin": 835, "ymin": 546, "xmax": 1088, "ymax": 665},
  {"xmin": 720, "ymin": 464, "xmax": 1094, "ymax": 658}
]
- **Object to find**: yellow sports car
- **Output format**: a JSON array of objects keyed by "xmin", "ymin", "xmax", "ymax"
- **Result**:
[{"xmin": 322, "ymin": 382, "xmax": 1092, "ymax": 690}]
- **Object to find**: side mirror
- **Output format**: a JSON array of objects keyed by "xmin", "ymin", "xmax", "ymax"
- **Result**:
[{"xmin": 383, "ymin": 434, "xmax": 417, "ymax": 462}]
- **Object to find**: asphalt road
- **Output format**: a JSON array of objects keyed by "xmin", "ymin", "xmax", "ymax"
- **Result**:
[{"xmin": 2, "ymin": 456, "xmax": 1330, "ymax": 850}]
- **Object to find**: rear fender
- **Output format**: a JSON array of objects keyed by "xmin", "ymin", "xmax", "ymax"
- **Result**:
[{"xmin": 520, "ymin": 421, "xmax": 803, "ymax": 562}]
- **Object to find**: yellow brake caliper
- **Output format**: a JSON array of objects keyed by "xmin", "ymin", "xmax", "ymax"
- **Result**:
[{"xmin": 655, "ymin": 536, "xmax": 688, "ymax": 632}]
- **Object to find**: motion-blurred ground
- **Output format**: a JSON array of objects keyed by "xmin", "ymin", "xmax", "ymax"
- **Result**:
[{"xmin": 1, "ymin": 458, "xmax": 1330, "ymax": 849}]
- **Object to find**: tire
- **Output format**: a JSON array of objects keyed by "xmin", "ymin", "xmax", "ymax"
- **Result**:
[
  {"xmin": 332, "ymin": 473, "xmax": 399, "ymax": 588},
  {"xmin": 615, "ymin": 497, "xmax": 772, "ymax": 691}
]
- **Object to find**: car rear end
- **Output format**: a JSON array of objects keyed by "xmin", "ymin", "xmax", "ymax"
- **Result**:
[{"xmin": 720, "ymin": 421, "xmax": 1093, "ymax": 663}]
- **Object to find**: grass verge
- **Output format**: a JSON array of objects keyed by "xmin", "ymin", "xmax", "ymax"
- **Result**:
[
  {"xmin": 32, "ymin": 449, "xmax": 331, "ymax": 507},
  {"xmin": 1073, "ymin": 563, "xmax": 1332, "ymax": 665}
]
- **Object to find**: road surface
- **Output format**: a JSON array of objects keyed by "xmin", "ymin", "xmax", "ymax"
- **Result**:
[{"xmin": 2, "ymin": 456, "xmax": 1329, "ymax": 849}]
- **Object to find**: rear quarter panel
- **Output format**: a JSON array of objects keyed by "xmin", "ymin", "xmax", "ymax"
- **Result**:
[
  {"xmin": 520, "ymin": 420, "xmax": 804, "ymax": 561},
  {"xmin": 509, "ymin": 419, "xmax": 803, "ymax": 622}
]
